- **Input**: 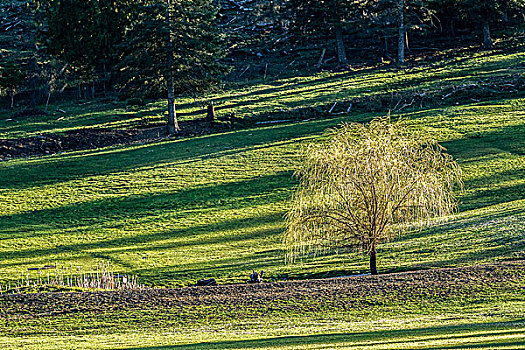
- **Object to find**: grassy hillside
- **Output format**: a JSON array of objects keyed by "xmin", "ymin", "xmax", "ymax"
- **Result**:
[
  {"xmin": 1, "ymin": 50, "xmax": 523, "ymax": 138},
  {"xmin": 0, "ymin": 50, "xmax": 523, "ymax": 287}
]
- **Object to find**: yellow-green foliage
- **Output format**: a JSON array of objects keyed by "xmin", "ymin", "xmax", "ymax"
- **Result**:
[{"xmin": 285, "ymin": 118, "xmax": 462, "ymax": 267}]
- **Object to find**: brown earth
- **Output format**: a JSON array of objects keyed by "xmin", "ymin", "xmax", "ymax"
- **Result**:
[
  {"xmin": 0, "ymin": 119, "xmax": 234, "ymax": 161},
  {"xmin": 1, "ymin": 261, "xmax": 523, "ymax": 320}
]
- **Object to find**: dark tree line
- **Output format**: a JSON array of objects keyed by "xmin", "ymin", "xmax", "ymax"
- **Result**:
[
  {"xmin": 287, "ymin": 0, "xmax": 524, "ymax": 65},
  {"xmin": 32, "ymin": 0, "xmax": 226, "ymax": 134},
  {"xmin": 0, "ymin": 0, "xmax": 523, "ymax": 133}
]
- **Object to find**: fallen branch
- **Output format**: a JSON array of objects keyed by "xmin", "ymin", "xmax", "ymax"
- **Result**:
[
  {"xmin": 392, "ymin": 97, "xmax": 403, "ymax": 111},
  {"xmin": 255, "ymin": 120, "xmax": 292, "ymax": 125},
  {"xmin": 278, "ymin": 60, "xmax": 296, "ymax": 76},
  {"xmin": 328, "ymin": 102, "xmax": 338, "ymax": 114},
  {"xmin": 441, "ymin": 90, "xmax": 456, "ymax": 99},
  {"xmin": 4, "ymin": 20, "xmax": 21, "ymax": 31},
  {"xmin": 226, "ymin": 0, "xmax": 253, "ymax": 11},
  {"xmin": 396, "ymin": 98, "xmax": 415, "ymax": 112},
  {"xmin": 316, "ymin": 48, "xmax": 326, "ymax": 69},
  {"xmin": 238, "ymin": 65, "xmax": 250, "ymax": 78}
]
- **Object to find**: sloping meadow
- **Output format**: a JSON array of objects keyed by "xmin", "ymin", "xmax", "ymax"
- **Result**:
[{"xmin": 0, "ymin": 51, "xmax": 524, "ymax": 287}]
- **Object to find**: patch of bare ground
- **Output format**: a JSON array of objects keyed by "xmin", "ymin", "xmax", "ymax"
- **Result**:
[
  {"xmin": 0, "ymin": 119, "xmax": 234, "ymax": 161},
  {"xmin": 1, "ymin": 261, "xmax": 524, "ymax": 320}
]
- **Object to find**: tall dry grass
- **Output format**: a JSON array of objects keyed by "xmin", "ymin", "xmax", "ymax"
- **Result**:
[{"xmin": 0, "ymin": 262, "xmax": 144, "ymax": 293}]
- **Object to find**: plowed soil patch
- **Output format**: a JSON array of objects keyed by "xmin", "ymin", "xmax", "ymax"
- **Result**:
[
  {"xmin": 1, "ymin": 261, "xmax": 524, "ymax": 320},
  {"xmin": 0, "ymin": 119, "xmax": 231, "ymax": 161}
]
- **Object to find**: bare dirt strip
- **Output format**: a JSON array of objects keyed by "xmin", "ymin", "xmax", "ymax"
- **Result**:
[
  {"xmin": 1, "ymin": 261, "xmax": 524, "ymax": 320},
  {"xmin": 0, "ymin": 119, "xmax": 234, "ymax": 161}
]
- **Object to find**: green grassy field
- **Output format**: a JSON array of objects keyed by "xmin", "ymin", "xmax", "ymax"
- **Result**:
[
  {"xmin": 1, "ymin": 50, "xmax": 523, "ymax": 138},
  {"xmin": 0, "ymin": 49, "xmax": 524, "ymax": 349},
  {"xmin": 1, "ymin": 50, "xmax": 524, "ymax": 287},
  {"xmin": 3, "ymin": 305, "xmax": 525, "ymax": 349}
]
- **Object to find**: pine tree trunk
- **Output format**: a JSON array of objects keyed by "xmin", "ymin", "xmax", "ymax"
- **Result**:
[
  {"xmin": 370, "ymin": 248, "xmax": 378, "ymax": 275},
  {"xmin": 45, "ymin": 92, "xmax": 51, "ymax": 111},
  {"xmin": 103, "ymin": 63, "xmax": 107, "ymax": 95},
  {"xmin": 502, "ymin": 11, "xmax": 509, "ymax": 24},
  {"xmin": 166, "ymin": 0, "xmax": 179, "ymax": 135},
  {"xmin": 483, "ymin": 22, "xmax": 492, "ymax": 49},
  {"xmin": 397, "ymin": 0, "xmax": 405, "ymax": 66},
  {"xmin": 167, "ymin": 73, "xmax": 179, "ymax": 134},
  {"xmin": 10, "ymin": 93, "xmax": 14, "ymax": 109},
  {"xmin": 335, "ymin": 26, "xmax": 348, "ymax": 66}
]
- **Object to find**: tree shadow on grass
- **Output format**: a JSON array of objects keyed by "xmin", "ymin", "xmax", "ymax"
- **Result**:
[
  {"xmin": 437, "ymin": 122, "xmax": 525, "ymax": 211},
  {"xmin": 3, "ymin": 94, "xmax": 522, "ymax": 193},
  {"xmin": 117, "ymin": 320, "xmax": 525, "ymax": 350},
  {"xmin": 443, "ymin": 123, "xmax": 525, "ymax": 160},
  {"xmin": 0, "ymin": 172, "xmax": 293, "ymax": 229},
  {"xmin": 0, "ymin": 211, "xmax": 286, "ymax": 268},
  {"xmin": 387, "ymin": 194, "xmax": 525, "ymax": 243},
  {"xmin": 0, "ymin": 173, "xmax": 292, "ymax": 265},
  {"xmin": 459, "ymin": 182, "xmax": 525, "ymax": 212},
  {"xmin": 383, "ymin": 201, "xmax": 525, "ymax": 272}
]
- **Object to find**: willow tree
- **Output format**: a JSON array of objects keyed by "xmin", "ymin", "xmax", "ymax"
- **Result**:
[{"xmin": 285, "ymin": 118, "xmax": 462, "ymax": 275}]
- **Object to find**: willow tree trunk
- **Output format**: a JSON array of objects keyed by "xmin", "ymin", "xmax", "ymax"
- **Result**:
[
  {"xmin": 370, "ymin": 248, "xmax": 378, "ymax": 275},
  {"xmin": 335, "ymin": 26, "xmax": 348, "ymax": 66},
  {"xmin": 166, "ymin": 0, "xmax": 179, "ymax": 135},
  {"xmin": 397, "ymin": 0, "xmax": 405, "ymax": 66},
  {"xmin": 483, "ymin": 22, "xmax": 492, "ymax": 49}
]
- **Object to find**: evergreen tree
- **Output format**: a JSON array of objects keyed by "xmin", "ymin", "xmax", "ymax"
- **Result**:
[
  {"xmin": 35, "ymin": 0, "xmax": 129, "ymax": 94},
  {"xmin": 287, "ymin": 0, "xmax": 432, "ymax": 66},
  {"xmin": 0, "ymin": 59, "xmax": 26, "ymax": 108},
  {"xmin": 118, "ymin": 0, "xmax": 227, "ymax": 134},
  {"xmin": 428, "ymin": 0, "xmax": 461, "ymax": 37},
  {"xmin": 287, "ymin": 0, "xmax": 367, "ymax": 66},
  {"xmin": 370, "ymin": 0, "xmax": 432, "ymax": 65},
  {"xmin": 456, "ymin": 0, "xmax": 524, "ymax": 49}
]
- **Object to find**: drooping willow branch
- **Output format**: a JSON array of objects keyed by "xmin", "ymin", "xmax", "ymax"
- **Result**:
[{"xmin": 284, "ymin": 117, "xmax": 462, "ymax": 269}]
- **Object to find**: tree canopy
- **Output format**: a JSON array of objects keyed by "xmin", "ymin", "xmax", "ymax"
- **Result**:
[{"xmin": 285, "ymin": 117, "xmax": 462, "ymax": 274}]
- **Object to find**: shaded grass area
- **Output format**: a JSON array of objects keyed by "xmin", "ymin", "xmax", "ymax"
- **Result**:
[
  {"xmin": 4, "ymin": 317, "xmax": 525, "ymax": 350},
  {"xmin": 114, "ymin": 321, "xmax": 525, "ymax": 350}
]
